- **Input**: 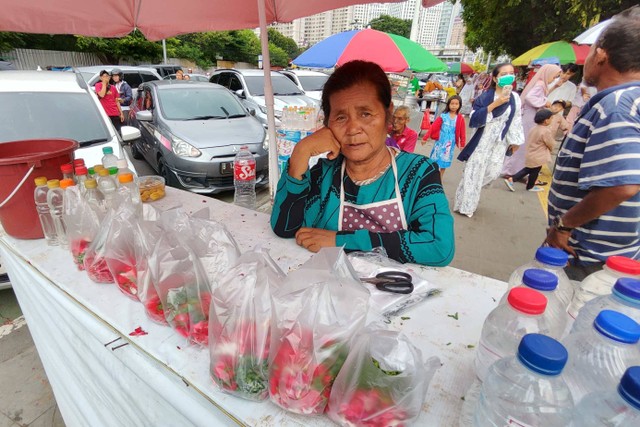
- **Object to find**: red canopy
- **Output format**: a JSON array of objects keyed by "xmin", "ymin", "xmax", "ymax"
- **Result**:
[{"xmin": 1, "ymin": 0, "xmax": 407, "ymax": 41}]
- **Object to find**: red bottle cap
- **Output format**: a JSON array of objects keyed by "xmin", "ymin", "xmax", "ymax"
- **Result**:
[
  {"xmin": 75, "ymin": 166, "xmax": 88, "ymax": 176},
  {"xmin": 607, "ymin": 256, "xmax": 640, "ymax": 276},
  {"xmin": 73, "ymin": 159, "xmax": 85, "ymax": 167},
  {"xmin": 507, "ymin": 287, "xmax": 547, "ymax": 315},
  {"xmin": 61, "ymin": 163, "xmax": 74, "ymax": 174}
]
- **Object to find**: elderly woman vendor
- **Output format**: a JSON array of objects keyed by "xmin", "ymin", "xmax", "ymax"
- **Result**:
[{"xmin": 270, "ymin": 60, "xmax": 454, "ymax": 266}]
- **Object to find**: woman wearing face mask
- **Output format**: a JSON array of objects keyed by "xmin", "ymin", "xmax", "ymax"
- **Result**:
[
  {"xmin": 501, "ymin": 63, "xmax": 561, "ymax": 178},
  {"xmin": 454, "ymin": 63, "xmax": 525, "ymax": 218}
]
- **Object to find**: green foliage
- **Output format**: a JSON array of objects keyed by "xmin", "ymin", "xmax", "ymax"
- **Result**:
[
  {"xmin": 268, "ymin": 43, "xmax": 289, "ymax": 67},
  {"xmin": 461, "ymin": 0, "xmax": 638, "ymax": 57},
  {"xmin": 267, "ymin": 28, "xmax": 299, "ymax": 58},
  {"xmin": 76, "ymin": 31, "xmax": 161, "ymax": 64},
  {"xmin": 369, "ymin": 14, "xmax": 412, "ymax": 38}
]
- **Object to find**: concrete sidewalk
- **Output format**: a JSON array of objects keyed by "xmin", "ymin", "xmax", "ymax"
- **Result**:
[{"xmin": 0, "ymin": 110, "xmax": 550, "ymax": 426}]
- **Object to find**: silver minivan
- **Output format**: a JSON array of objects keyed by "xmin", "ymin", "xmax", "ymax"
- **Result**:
[{"xmin": 209, "ymin": 69, "xmax": 319, "ymax": 127}]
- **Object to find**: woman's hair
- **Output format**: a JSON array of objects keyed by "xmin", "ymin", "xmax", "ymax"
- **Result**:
[
  {"xmin": 561, "ymin": 63, "xmax": 580, "ymax": 74},
  {"xmin": 99, "ymin": 70, "xmax": 109, "ymax": 77},
  {"xmin": 444, "ymin": 95, "xmax": 462, "ymax": 113},
  {"xmin": 321, "ymin": 60, "xmax": 392, "ymax": 126},
  {"xmin": 489, "ymin": 63, "xmax": 513, "ymax": 89}
]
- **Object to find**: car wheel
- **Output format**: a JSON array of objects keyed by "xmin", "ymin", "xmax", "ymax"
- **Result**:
[
  {"xmin": 130, "ymin": 139, "xmax": 144, "ymax": 160},
  {"xmin": 157, "ymin": 157, "xmax": 175, "ymax": 187}
]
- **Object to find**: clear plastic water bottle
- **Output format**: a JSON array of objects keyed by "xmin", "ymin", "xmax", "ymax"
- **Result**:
[
  {"xmin": 116, "ymin": 173, "xmax": 142, "ymax": 215},
  {"xmin": 47, "ymin": 179, "xmax": 68, "ymax": 248},
  {"xmin": 60, "ymin": 163, "xmax": 76, "ymax": 184},
  {"xmin": 567, "ymin": 256, "xmax": 640, "ymax": 319},
  {"xmin": 562, "ymin": 310, "xmax": 640, "ymax": 403},
  {"xmin": 97, "ymin": 168, "xmax": 117, "ymax": 209},
  {"xmin": 475, "ymin": 287, "xmax": 550, "ymax": 382},
  {"xmin": 233, "ymin": 145, "xmax": 256, "ymax": 209},
  {"xmin": 569, "ymin": 366, "xmax": 640, "ymax": 426},
  {"xmin": 571, "ymin": 278, "xmax": 640, "ymax": 335},
  {"xmin": 101, "ymin": 146, "xmax": 119, "ymax": 169},
  {"xmin": 34, "ymin": 176, "xmax": 58, "ymax": 246},
  {"xmin": 501, "ymin": 268, "xmax": 567, "ymax": 338},
  {"xmin": 75, "ymin": 166, "xmax": 88, "ymax": 196},
  {"xmin": 83, "ymin": 178, "xmax": 105, "ymax": 216},
  {"xmin": 116, "ymin": 158, "xmax": 136, "ymax": 186},
  {"xmin": 507, "ymin": 247, "xmax": 573, "ymax": 308},
  {"xmin": 473, "ymin": 333, "xmax": 573, "ymax": 427}
]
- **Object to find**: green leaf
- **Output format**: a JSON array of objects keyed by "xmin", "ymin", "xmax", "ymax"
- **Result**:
[{"xmin": 447, "ymin": 312, "xmax": 459, "ymax": 320}]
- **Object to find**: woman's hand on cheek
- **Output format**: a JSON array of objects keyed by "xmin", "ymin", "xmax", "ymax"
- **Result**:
[
  {"xmin": 301, "ymin": 127, "xmax": 341, "ymax": 160},
  {"xmin": 295, "ymin": 227, "xmax": 337, "ymax": 253}
]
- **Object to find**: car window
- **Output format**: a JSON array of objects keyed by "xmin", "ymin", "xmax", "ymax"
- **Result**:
[
  {"xmin": 80, "ymin": 72, "xmax": 95, "ymax": 83},
  {"xmin": 297, "ymin": 75, "xmax": 328, "ymax": 92},
  {"xmin": 141, "ymin": 72, "xmax": 159, "ymax": 83},
  {"xmin": 209, "ymin": 74, "xmax": 220, "ymax": 84},
  {"xmin": 244, "ymin": 75, "xmax": 303, "ymax": 96},
  {"xmin": 282, "ymin": 73, "xmax": 296, "ymax": 84},
  {"xmin": 0, "ymin": 92, "xmax": 110, "ymax": 146},
  {"xmin": 229, "ymin": 75, "xmax": 243, "ymax": 92},
  {"xmin": 157, "ymin": 87, "xmax": 247, "ymax": 120},
  {"xmin": 123, "ymin": 72, "xmax": 143, "ymax": 89},
  {"xmin": 215, "ymin": 73, "xmax": 231, "ymax": 88}
]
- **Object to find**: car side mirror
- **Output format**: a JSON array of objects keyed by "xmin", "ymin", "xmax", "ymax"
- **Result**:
[
  {"xmin": 235, "ymin": 89, "xmax": 245, "ymax": 99},
  {"xmin": 247, "ymin": 108, "xmax": 256, "ymax": 116},
  {"xmin": 136, "ymin": 110, "xmax": 153, "ymax": 122},
  {"xmin": 120, "ymin": 126, "xmax": 141, "ymax": 142}
]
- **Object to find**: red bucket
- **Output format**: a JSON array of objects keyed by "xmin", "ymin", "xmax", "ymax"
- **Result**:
[{"xmin": 0, "ymin": 139, "xmax": 78, "ymax": 239}]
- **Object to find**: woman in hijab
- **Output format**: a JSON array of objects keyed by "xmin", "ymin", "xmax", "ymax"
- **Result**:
[
  {"xmin": 454, "ymin": 63, "xmax": 525, "ymax": 218},
  {"xmin": 501, "ymin": 63, "xmax": 561, "ymax": 178}
]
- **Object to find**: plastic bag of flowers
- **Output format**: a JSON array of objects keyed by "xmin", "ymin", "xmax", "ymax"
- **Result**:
[
  {"xmin": 209, "ymin": 247, "xmax": 285, "ymax": 401},
  {"xmin": 62, "ymin": 185, "xmax": 101, "ymax": 271},
  {"xmin": 269, "ymin": 247, "xmax": 370, "ymax": 415},
  {"xmin": 149, "ymin": 228, "xmax": 212, "ymax": 345},
  {"xmin": 326, "ymin": 328, "xmax": 440, "ymax": 427},
  {"xmin": 159, "ymin": 207, "xmax": 240, "ymax": 289}
]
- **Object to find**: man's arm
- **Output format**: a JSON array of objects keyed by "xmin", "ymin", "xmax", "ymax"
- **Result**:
[{"xmin": 545, "ymin": 185, "xmax": 640, "ymax": 255}]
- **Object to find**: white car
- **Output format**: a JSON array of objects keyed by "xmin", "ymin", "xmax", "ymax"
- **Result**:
[
  {"xmin": 0, "ymin": 71, "xmax": 141, "ymax": 289},
  {"xmin": 279, "ymin": 69, "xmax": 329, "ymax": 101}
]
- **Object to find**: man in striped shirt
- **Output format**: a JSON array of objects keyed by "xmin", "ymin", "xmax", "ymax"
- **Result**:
[{"xmin": 545, "ymin": 7, "xmax": 640, "ymax": 280}]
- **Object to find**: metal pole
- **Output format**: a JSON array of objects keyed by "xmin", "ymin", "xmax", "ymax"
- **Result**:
[
  {"xmin": 257, "ymin": 0, "xmax": 278, "ymax": 202},
  {"xmin": 162, "ymin": 39, "xmax": 167, "ymax": 63},
  {"xmin": 409, "ymin": 0, "xmax": 421, "ymax": 42}
]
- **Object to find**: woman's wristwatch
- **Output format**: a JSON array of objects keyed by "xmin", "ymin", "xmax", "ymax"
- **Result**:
[{"xmin": 553, "ymin": 216, "xmax": 574, "ymax": 232}]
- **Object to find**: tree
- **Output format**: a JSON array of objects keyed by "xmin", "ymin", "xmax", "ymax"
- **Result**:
[
  {"xmin": 460, "ymin": 0, "xmax": 638, "ymax": 57},
  {"xmin": 268, "ymin": 28, "xmax": 300, "ymax": 59},
  {"xmin": 369, "ymin": 14, "xmax": 411, "ymax": 38},
  {"xmin": 76, "ymin": 31, "xmax": 161, "ymax": 64},
  {"xmin": 268, "ymin": 43, "xmax": 289, "ymax": 67}
]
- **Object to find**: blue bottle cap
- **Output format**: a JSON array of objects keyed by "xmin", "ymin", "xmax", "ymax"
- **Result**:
[
  {"xmin": 517, "ymin": 333, "xmax": 568, "ymax": 376},
  {"xmin": 619, "ymin": 366, "xmax": 640, "ymax": 411},
  {"xmin": 593, "ymin": 310, "xmax": 640, "ymax": 344},
  {"xmin": 613, "ymin": 278, "xmax": 640, "ymax": 302},
  {"xmin": 522, "ymin": 269, "xmax": 558, "ymax": 291},
  {"xmin": 535, "ymin": 247, "xmax": 569, "ymax": 267}
]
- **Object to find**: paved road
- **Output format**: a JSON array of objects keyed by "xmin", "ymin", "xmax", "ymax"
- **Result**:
[{"xmin": 1, "ymin": 108, "xmax": 551, "ymax": 426}]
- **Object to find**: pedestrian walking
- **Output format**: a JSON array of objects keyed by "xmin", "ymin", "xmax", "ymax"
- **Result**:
[
  {"xmin": 504, "ymin": 109, "xmax": 555, "ymax": 192},
  {"xmin": 544, "ymin": 6, "xmax": 640, "ymax": 280},
  {"xmin": 424, "ymin": 95, "xmax": 466, "ymax": 178},
  {"xmin": 454, "ymin": 63, "xmax": 525, "ymax": 218},
  {"xmin": 501, "ymin": 64, "xmax": 561, "ymax": 178}
]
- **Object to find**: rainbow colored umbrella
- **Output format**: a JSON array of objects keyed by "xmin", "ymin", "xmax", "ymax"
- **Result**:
[
  {"xmin": 293, "ymin": 29, "xmax": 447, "ymax": 73},
  {"xmin": 446, "ymin": 62, "xmax": 475, "ymax": 74},
  {"xmin": 512, "ymin": 41, "xmax": 590, "ymax": 66}
]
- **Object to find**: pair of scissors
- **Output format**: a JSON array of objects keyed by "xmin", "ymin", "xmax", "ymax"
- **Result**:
[{"xmin": 360, "ymin": 271, "xmax": 414, "ymax": 294}]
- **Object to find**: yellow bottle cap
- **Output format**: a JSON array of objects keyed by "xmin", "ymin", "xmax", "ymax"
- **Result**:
[
  {"xmin": 98, "ymin": 169, "xmax": 110, "ymax": 177},
  {"xmin": 60, "ymin": 179, "xmax": 75, "ymax": 189},
  {"xmin": 94, "ymin": 165, "xmax": 105, "ymax": 172},
  {"xmin": 34, "ymin": 176, "xmax": 47, "ymax": 186},
  {"xmin": 118, "ymin": 173, "xmax": 134, "ymax": 184},
  {"xmin": 47, "ymin": 179, "xmax": 60, "ymax": 189},
  {"xmin": 84, "ymin": 179, "xmax": 98, "ymax": 189}
]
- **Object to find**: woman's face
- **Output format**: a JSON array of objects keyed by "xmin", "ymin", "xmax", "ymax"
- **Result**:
[
  {"xmin": 328, "ymin": 82, "xmax": 391, "ymax": 163},
  {"xmin": 449, "ymin": 99, "xmax": 460, "ymax": 113},
  {"xmin": 493, "ymin": 65, "xmax": 515, "ymax": 86}
]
